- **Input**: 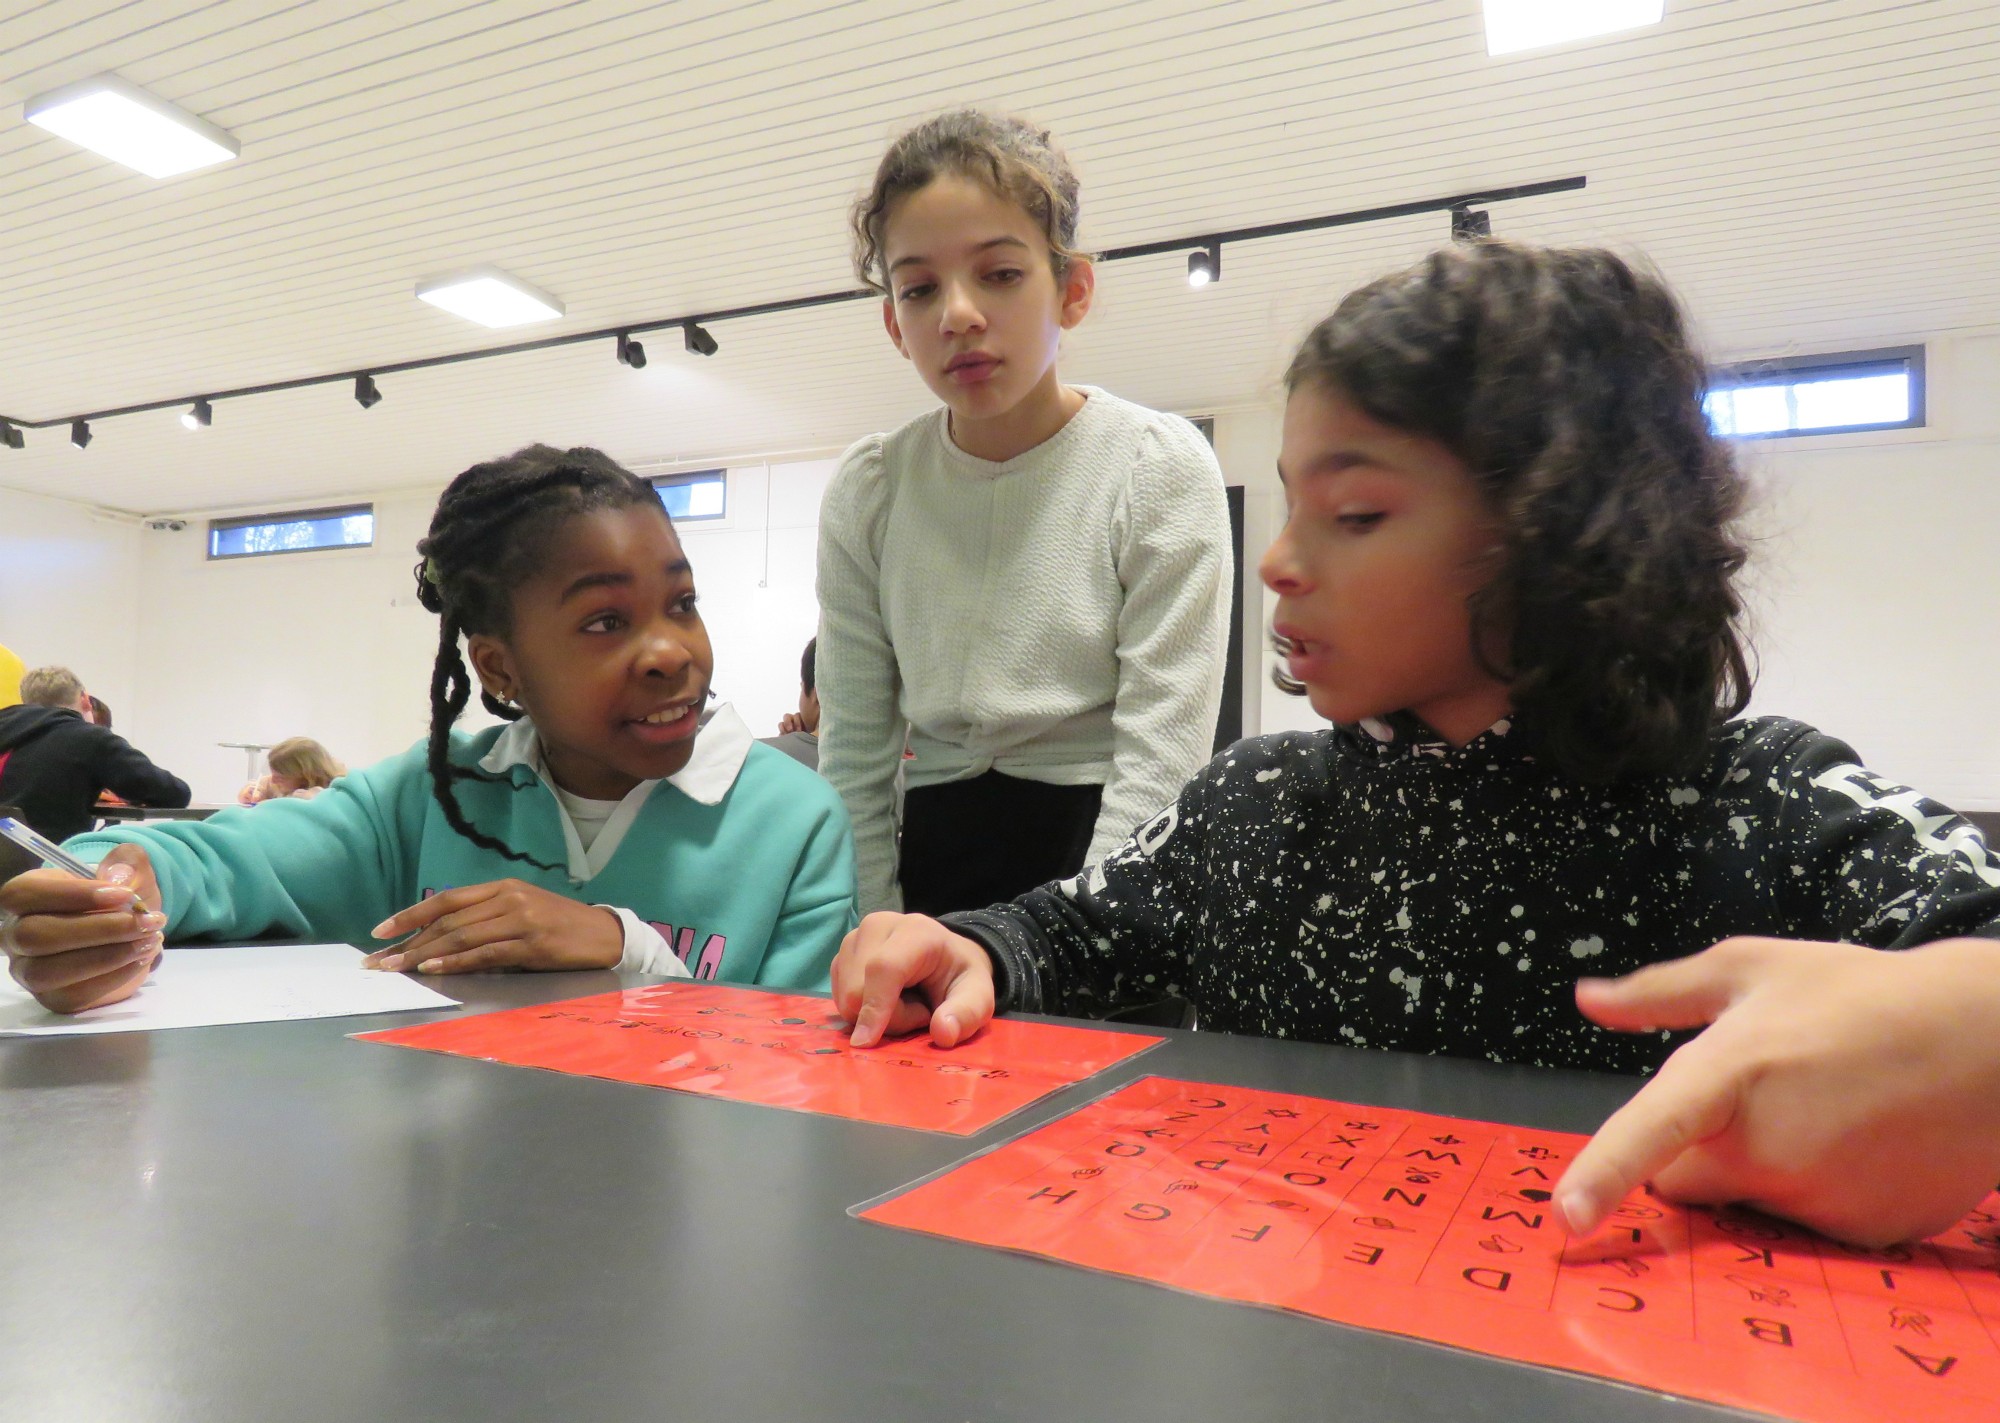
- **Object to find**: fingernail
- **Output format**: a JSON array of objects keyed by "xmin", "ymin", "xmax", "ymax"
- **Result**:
[
  {"xmin": 138, "ymin": 912, "xmax": 167, "ymax": 931},
  {"xmin": 93, "ymin": 885, "xmax": 137, "ymax": 907},
  {"xmin": 101, "ymin": 864, "xmax": 134, "ymax": 885},
  {"xmin": 1556, "ymin": 1185, "xmax": 1598, "ymax": 1235},
  {"xmin": 850, "ymin": 1008, "xmax": 880, "ymax": 1046},
  {"xmin": 369, "ymin": 919, "xmax": 396, "ymax": 939},
  {"xmin": 934, "ymin": 1011, "xmax": 959, "ymax": 1044},
  {"xmin": 418, "ymin": 960, "xmax": 440, "ymax": 974},
  {"xmin": 377, "ymin": 954, "xmax": 403, "ymax": 971}
]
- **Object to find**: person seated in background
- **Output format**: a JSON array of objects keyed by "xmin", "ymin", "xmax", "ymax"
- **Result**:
[
  {"xmin": 239, "ymin": 737, "xmax": 346, "ymax": 805},
  {"xmin": 760, "ymin": 638, "xmax": 820, "ymax": 770},
  {"xmin": 82, "ymin": 697, "xmax": 130, "ymax": 808},
  {"xmin": 0, "ymin": 666, "xmax": 190, "ymax": 841}
]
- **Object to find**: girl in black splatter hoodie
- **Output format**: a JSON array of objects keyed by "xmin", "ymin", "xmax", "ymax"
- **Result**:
[{"xmin": 832, "ymin": 242, "xmax": 2000, "ymax": 1249}]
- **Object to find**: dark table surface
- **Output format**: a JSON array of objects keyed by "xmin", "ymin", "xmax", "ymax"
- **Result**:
[
  {"xmin": 0, "ymin": 965, "xmax": 1766, "ymax": 1423},
  {"xmin": 92, "ymin": 803, "xmax": 225, "ymax": 821}
]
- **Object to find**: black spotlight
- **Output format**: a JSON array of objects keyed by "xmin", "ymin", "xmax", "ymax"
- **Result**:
[
  {"xmin": 1187, "ymin": 245, "xmax": 1220, "ymax": 288},
  {"xmin": 71, "ymin": 419, "xmax": 91, "ymax": 450},
  {"xmin": 617, "ymin": 333, "xmax": 647, "ymax": 369},
  {"xmin": 181, "ymin": 398, "xmax": 213, "ymax": 430},
  {"xmin": 683, "ymin": 322, "xmax": 719, "ymax": 357},
  {"xmin": 1450, "ymin": 206, "xmax": 1491, "ymax": 241},
  {"xmin": 0, "ymin": 421, "xmax": 22, "ymax": 450},
  {"xmin": 354, "ymin": 373, "xmax": 382, "ymax": 409}
]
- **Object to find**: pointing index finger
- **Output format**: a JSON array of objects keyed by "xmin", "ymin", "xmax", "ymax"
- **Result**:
[{"xmin": 1556, "ymin": 1048, "xmax": 1742, "ymax": 1237}]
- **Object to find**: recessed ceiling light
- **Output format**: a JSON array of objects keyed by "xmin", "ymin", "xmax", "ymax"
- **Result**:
[
  {"xmin": 1483, "ymin": 0, "xmax": 1665, "ymax": 55},
  {"xmin": 415, "ymin": 268, "xmax": 565, "ymax": 328},
  {"xmin": 24, "ymin": 74, "xmax": 239, "ymax": 179}
]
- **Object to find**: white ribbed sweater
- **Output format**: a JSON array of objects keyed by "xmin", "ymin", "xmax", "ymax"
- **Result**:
[{"xmin": 816, "ymin": 386, "xmax": 1232, "ymax": 914}]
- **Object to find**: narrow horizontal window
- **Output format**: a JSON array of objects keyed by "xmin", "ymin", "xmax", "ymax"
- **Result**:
[
  {"xmin": 207, "ymin": 504, "xmax": 374, "ymax": 560},
  {"xmin": 1705, "ymin": 347, "xmax": 1924, "ymax": 439},
  {"xmin": 652, "ymin": 470, "xmax": 727, "ymax": 522}
]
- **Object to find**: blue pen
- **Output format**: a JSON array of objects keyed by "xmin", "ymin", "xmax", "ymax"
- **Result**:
[
  {"xmin": 0, "ymin": 813, "xmax": 154, "ymax": 973},
  {"xmin": 0, "ymin": 815, "xmax": 99, "ymax": 879}
]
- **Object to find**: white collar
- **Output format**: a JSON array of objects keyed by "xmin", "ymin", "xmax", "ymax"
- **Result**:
[
  {"xmin": 477, "ymin": 701, "xmax": 752, "ymax": 806},
  {"xmin": 476, "ymin": 703, "xmax": 754, "ymax": 882}
]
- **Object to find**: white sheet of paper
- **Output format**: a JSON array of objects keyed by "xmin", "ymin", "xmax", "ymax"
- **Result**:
[{"xmin": 0, "ymin": 944, "xmax": 460, "ymax": 1036}]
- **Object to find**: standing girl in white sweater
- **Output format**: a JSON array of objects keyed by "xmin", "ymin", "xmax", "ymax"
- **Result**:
[
  {"xmin": 816, "ymin": 108, "xmax": 1232, "ymax": 911},
  {"xmin": 818, "ymin": 108, "xmax": 1233, "ymax": 918}
]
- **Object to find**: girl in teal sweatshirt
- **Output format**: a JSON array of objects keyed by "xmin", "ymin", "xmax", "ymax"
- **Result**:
[{"xmin": 1, "ymin": 445, "xmax": 857, "ymax": 1013}]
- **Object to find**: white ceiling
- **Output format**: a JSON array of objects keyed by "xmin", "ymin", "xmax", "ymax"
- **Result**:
[{"xmin": 2, "ymin": 0, "xmax": 1996, "ymax": 516}]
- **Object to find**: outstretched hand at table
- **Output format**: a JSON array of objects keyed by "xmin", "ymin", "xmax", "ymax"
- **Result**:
[
  {"xmin": 831, "ymin": 911, "xmax": 996, "ymax": 1048},
  {"xmin": 363, "ymin": 879, "xmax": 623, "ymax": 975},
  {"xmin": 1557, "ymin": 934, "xmax": 2000, "ymax": 1248}
]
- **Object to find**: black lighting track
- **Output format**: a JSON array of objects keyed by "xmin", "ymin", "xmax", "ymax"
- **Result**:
[{"xmin": 0, "ymin": 175, "xmax": 1582, "ymax": 435}]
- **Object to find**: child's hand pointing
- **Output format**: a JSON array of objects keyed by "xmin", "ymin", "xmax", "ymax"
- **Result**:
[
  {"xmin": 1558, "ymin": 935, "xmax": 2000, "ymax": 1248},
  {"xmin": 831, "ymin": 912, "xmax": 996, "ymax": 1048}
]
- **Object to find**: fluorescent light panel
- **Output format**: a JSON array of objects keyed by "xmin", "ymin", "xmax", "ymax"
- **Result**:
[
  {"xmin": 416, "ymin": 269, "xmax": 565, "ymax": 328},
  {"xmin": 1483, "ymin": 0, "xmax": 1665, "ymax": 55},
  {"xmin": 25, "ymin": 74, "xmax": 238, "ymax": 179}
]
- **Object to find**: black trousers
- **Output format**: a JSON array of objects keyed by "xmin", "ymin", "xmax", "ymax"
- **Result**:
[{"xmin": 899, "ymin": 771, "xmax": 1104, "ymax": 918}]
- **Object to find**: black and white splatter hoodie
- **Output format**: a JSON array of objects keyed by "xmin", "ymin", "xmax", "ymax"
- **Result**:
[{"xmin": 944, "ymin": 714, "xmax": 2000, "ymax": 1075}]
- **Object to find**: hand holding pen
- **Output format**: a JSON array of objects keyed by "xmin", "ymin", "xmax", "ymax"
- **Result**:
[{"xmin": 0, "ymin": 817, "xmax": 165, "ymax": 1014}]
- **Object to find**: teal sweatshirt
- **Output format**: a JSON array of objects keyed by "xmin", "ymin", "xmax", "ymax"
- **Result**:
[{"xmin": 66, "ymin": 719, "xmax": 858, "ymax": 991}]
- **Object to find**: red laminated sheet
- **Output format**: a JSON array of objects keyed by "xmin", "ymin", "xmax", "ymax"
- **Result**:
[
  {"xmin": 355, "ymin": 982, "xmax": 1159, "ymax": 1134},
  {"xmin": 858, "ymin": 1075, "xmax": 2000, "ymax": 1423}
]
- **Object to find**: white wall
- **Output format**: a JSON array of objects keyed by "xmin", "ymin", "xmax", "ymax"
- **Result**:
[
  {"xmin": 1738, "ymin": 333, "xmax": 2000, "ymax": 809},
  {"xmin": 1253, "ymin": 334, "xmax": 2000, "ymax": 810},
  {"xmin": 0, "ymin": 486, "xmax": 142, "ymax": 721},
  {"xmin": 126, "ymin": 491, "xmax": 447, "ymax": 803}
]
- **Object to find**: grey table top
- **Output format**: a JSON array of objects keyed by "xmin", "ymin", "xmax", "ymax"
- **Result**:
[
  {"xmin": 91, "ymin": 803, "xmax": 225, "ymax": 822},
  {"xmin": 0, "ymin": 966, "xmax": 1764, "ymax": 1423}
]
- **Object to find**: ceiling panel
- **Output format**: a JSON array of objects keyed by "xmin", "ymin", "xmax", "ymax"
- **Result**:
[{"xmin": 2, "ymin": 0, "xmax": 1996, "ymax": 515}]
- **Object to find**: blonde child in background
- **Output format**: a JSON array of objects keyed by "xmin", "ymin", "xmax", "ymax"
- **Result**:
[{"xmin": 239, "ymin": 737, "xmax": 346, "ymax": 804}]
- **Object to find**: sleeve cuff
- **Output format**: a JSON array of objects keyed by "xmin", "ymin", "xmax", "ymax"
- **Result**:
[
  {"xmin": 940, "ymin": 909, "xmax": 1042, "ymax": 1015},
  {"xmin": 604, "ymin": 906, "xmax": 693, "ymax": 979}
]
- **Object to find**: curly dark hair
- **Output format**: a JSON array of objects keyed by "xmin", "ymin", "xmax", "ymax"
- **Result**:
[
  {"xmin": 851, "ymin": 107, "xmax": 1084, "ymax": 295},
  {"xmin": 1280, "ymin": 241, "xmax": 1753, "ymax": 784},
  {"xmin": 414, "ymin": 444, "xmax": 666, "ymax": 868}
]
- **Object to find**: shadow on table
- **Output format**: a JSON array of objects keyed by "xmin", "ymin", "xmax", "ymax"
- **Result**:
[{"xmin": 0, "ymin": 1029, "xmax": 153, "ymax": 1089}]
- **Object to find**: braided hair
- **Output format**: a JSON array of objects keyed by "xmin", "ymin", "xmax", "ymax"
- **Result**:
[{"xmin": 414, "ymin": 444, "xmax": 666, "ymax": 866}]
